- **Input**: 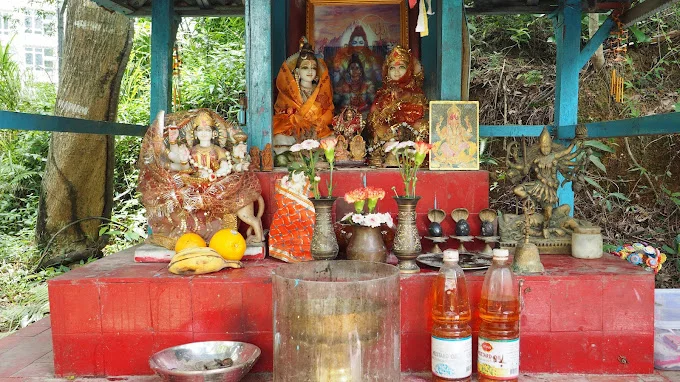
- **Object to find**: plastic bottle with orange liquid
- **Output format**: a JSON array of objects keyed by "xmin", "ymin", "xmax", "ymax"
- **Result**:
[
  {"xmin": 431, "ymin": 249, "xmax": 472, "ymax": 381},
  {"xmin": 477, "ymin": 248, "xmax": 520, "ymax": 381}
]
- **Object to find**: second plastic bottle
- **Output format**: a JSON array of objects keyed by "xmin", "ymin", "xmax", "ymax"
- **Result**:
[
  {"xmin": 431, "ymin": 249, "xmax": 472, "ymax": 381},
  {"xmin": 478, "ymin": 248, "xmax": 520, "ymax": 381}
]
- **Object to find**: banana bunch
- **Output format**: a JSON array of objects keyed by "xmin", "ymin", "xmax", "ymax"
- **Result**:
[{"xmin": 168, "ymin": 247, "xmax": 242, "ymax": 275}]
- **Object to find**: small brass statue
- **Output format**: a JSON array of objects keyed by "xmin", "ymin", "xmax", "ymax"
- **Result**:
[{"xmin": 500, "ymin": 125, "xmax": 595, "ymax": 253}]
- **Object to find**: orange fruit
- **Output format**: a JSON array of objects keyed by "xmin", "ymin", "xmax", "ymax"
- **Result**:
[
  {"xmin": 209, "ymin": 229, "xmax": 247, "ymax": 261},
  {"xmin": 175, "ymin": 232, "xmax": 207, "ymax": 252}
]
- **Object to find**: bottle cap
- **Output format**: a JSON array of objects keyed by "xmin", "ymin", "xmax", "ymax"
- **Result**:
[
  {"xmin": 492, "ymin": 248, "xmax": 509, "ymax": 260},
  {"xmin": 443, "ymin": 249, "xmax": 459, "ymax": 262}
]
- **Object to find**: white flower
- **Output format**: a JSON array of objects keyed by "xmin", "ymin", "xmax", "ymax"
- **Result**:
[
  {"xmin": 290, "ymin": 143, "xmax": 302, "ymax": 152},
  {"xmin": 314, "ymin": 176, "xmax": 320, "ymax": 181},
  {"xmin": 233, "ymin": 143, "xmax": 247, "ymax": 159},
  {"xmin": 364, "ymin": 214, "xmax": 381, "ymax": 228},
  {"xmin": 352, "ymin": 214, "xmax": 366, "ymax": 225},
  {"xmin": 384, "ymin": 140, "xmax": 399, "ymax": 153},
  {"xmin": 381, "ymin": 213, "xmax": 394, "ymax": 228},
  {"xmin": 300, "ymin": 139, "xmax": 320, "ymax": 150},
  {"xmin": 396, "ymin": 141, "xmax": 416, "ymax": 150}
]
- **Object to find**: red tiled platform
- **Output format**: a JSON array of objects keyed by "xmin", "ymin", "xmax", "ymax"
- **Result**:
[{"xmin": 48, "ymin": 249, "xmax": 655, "ymax": 377}]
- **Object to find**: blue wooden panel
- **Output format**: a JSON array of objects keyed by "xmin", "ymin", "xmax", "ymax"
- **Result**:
[
  {"xmin": 578, "ymin": 18, "xmax": 614, "ymax": 70},
  {"xmin": 245, "ymin": 0, "xmax": 273, "ymax": 150},
  {"xmin": 271, "ymin": 0, "xmax": 288, "ymax": 87},
  {"xmin": 439, "ymin": 0, "xmax": 463, "ymax": 100},
  {"xmin": 480, "ymin": 125, "xmax": 547, "ymax": 137},
  {"xmin": 422, "ymin": 0, "xmax": 439, "ymax": 100},
  {"xmin": 0, "ymin": 111, "xmax": 146, "ymax": 136},
  {"xmin": 150, "ymin": 0, "xmax": 175, "ymax": 124},
  {"xmin": 558, "ymin": 112, "xmax": 680, "ymax": 139}
]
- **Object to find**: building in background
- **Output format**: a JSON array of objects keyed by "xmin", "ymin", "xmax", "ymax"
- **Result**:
[{"xmin": 0, "ymin": 0, "xmax": 58, "ymax": 84}]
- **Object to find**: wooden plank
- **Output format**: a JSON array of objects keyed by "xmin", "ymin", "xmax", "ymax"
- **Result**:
[
  {"xmin": 0, "ymin": 111, "xmax": 146, "ymax": 136},
  {"xmin": 466, "ymin": 4, "xmax": 559, "ymax": 14},
  {"xmin": 620, "ymin": 0, "xmax": 679, "ymax": 28},
  {"xmin": 271, "ymin": 0, "xmax": 288, "ymax": 85},
  {"xmin": 245, "ymin": 0, "xmax": 272, "ymax": 150},
  {"xmin": 130, "ymin": 6, "xmax": 245, "ymax": 17},
  {"xmin": 421, "ymin": 0, "xmax": 439, "ymax": 100},
  {"xmin": 149, "ymin": 0, "xmax": 176, "ymax": 123},
  {"xmin": 578, "ymin": 17, "xmax": 614, "ymax": 70},
  {"xmin": 557, "ymin": 113, "xmax": 680, "ymax": 139},
  {"xmin": 90, "ymin": 0, "xmax": 135, "ymax": 15},
  {"xmin": 439, "ymin": 0, "xmax": 464, "ymax": 100}
]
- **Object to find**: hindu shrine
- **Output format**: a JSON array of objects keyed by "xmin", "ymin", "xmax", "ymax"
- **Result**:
[{"xmin": 0, "ymin": 0, "xmax": 676, "ymax": 379}]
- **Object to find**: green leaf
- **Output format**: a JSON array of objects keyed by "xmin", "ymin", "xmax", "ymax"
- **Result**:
[
  {"xmin": 629, "ymin": 26, "xmax": 651, "ymax": 43},
  {"xmin": 584, "ymin": 140, "xmax": 615, "ymax": 153},
  {"xmin": 589, "ymin": 155, "xmax": 607, "ymax": 173},
  {"xmin": 583, "ymin": 176, "xmax": 604, "ymax": 191},
  {"xmin": 673, "ymin": 102, "xmax": 680, "ymax": 112},
  {"xmin": 662, "ymin": 244, "xmax": 677, "ymax": 255},
  {"xmin": 608, "ymin": 192, "xmax": 630, "ymax": 202}
]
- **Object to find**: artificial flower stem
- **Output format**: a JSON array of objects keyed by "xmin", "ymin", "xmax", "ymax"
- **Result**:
[
  {"xmin": 354, "ymin": 200, "xmax": 366, "ymax": 214},
  {"xmin": 367, "ymin": 198, "xmax": 378, "ymax": 213},
  {"xmin": 327, "ymin": 161, "xmax": 334, "ymax": 197}
]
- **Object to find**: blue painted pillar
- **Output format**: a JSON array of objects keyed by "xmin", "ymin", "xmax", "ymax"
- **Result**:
[
  {"xmin": 150, "ymin": 0, "xmax": 176, "ymax": 123},
  {"xmin": 553, "ymin": 0, "xmax": 581, "ymax": 213},
  {"xmin": 438, "ymin": 0, "xmax": 464, "ymax": 100},
  {"xmin": 245, "ymin": 0, "xmax": 273, "ymax": 150}
]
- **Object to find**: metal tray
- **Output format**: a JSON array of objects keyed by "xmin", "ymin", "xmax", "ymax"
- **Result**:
[{"xmin": 416, "ymin": 253, "xmax": 491, "ymax": 271}]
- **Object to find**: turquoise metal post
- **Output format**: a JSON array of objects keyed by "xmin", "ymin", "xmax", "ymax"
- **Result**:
[
  {"xmin": 439, "ymin": 0, "xmax": 463, "ymax": 100},
  {"xmin": 421, "ymin": 0, "xmax": 438, "ymax": 100},
  {"xmin": 150, "ymin": 0, "xmax": 176, "ymax": 124},
  {"xmin": 245, "ymin": 0, "xmax": 273, "ymax": 150},
  {"xmin": 553, "ymin": 0, "xmax": 581, "ymax": 214}
]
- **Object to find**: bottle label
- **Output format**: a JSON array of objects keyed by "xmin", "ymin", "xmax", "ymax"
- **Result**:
[
  {"xmin": 431, "ymin": 335, "xmax": 472, "ymax": 379},
  {"xmin": 477, "ymin": 337, "xmax": 520, "ymax": 379}
]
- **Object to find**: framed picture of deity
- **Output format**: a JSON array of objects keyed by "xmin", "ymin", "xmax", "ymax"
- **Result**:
[
  {"xmin": 429, "ymin": 101, "xmax": 480, "ymax": 171},
  {"xmin": 306, "ymin": 0, "xmax": 408, "ymax": 115}
]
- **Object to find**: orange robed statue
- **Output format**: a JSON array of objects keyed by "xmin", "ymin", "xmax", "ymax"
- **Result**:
[{"xmin": 272, "ymin": 38, "xmax": 334, "ymax": 158}]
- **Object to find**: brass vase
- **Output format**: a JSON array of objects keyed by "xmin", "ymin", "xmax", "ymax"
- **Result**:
[
  {"xmin": 310, "ymin": 197, "xmax": 339, "ymax": 260},
  {"xmin": 392, "ymin": 196, "xmax": 422, "ymax": 273},
  {"xmin": 346, "ymin": 225, "xmax": 387, "ymax": 262}
]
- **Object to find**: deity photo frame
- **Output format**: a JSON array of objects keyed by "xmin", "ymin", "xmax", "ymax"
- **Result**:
[
  {"xmin": 306, "ymin": 0, "xmax": 408, "ymax": 114},
  {"xmin": 429, "ymin": 101, "xmax": 480, "ymax": 171}
]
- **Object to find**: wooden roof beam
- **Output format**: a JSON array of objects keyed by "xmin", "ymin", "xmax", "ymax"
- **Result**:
[
  {"xmin": 92, "ymin": 0, "xmax": 135, "ymax": 15},
  {"xmin": 619, "ymin": 0, "xmax": 679, "ymax": 28},
  {"xmin": 130, "ymin": 5, "xmax": 245, "ymax": 17}
]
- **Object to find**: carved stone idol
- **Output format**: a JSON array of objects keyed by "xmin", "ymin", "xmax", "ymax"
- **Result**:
[
  {"xmin": 249, "ymin": 146, "xmax": 261, "ymax": 171},
  {"xmin": 261, "ymin": 143, "xmax": 274, "ymax": 172},
  {"xmin": 335, "ymin": 135, "xmax": 350, "ymax": 161},
  {"xmin": 349, "ymin": 135, "xmax": 366, "ymax": 162}
]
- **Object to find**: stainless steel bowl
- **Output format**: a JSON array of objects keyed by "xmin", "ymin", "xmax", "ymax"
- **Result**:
[{"xmin": 149, "ymin": 341, "xmax": 261, "ymax": 382}]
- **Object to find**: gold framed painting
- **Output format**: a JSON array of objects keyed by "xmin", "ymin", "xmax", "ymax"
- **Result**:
[
  {"xmin": 429, "ymin": 101, "xmax": 480, "ymax": 170},
  {"xmin": 306, "ymin": 0, "xmax": 408, "ymax": 114}
]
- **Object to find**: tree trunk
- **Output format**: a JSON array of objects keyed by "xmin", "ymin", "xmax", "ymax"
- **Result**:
[
  {"xmin": 36, "ymin": 0, "xmax": 133, "ymax": 267},
  {"xmin": 588, "ymin": 14, "xmax": 605, "ymax": 71}
]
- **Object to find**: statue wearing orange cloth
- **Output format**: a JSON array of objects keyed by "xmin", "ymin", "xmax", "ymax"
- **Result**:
[
  {"xmin": 367, "ymin": 46, "xmax": 428, "ymax": 166},
  {"xmin": 272, "ymin": 38, "xmax": 334, "ymax": 161}
]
